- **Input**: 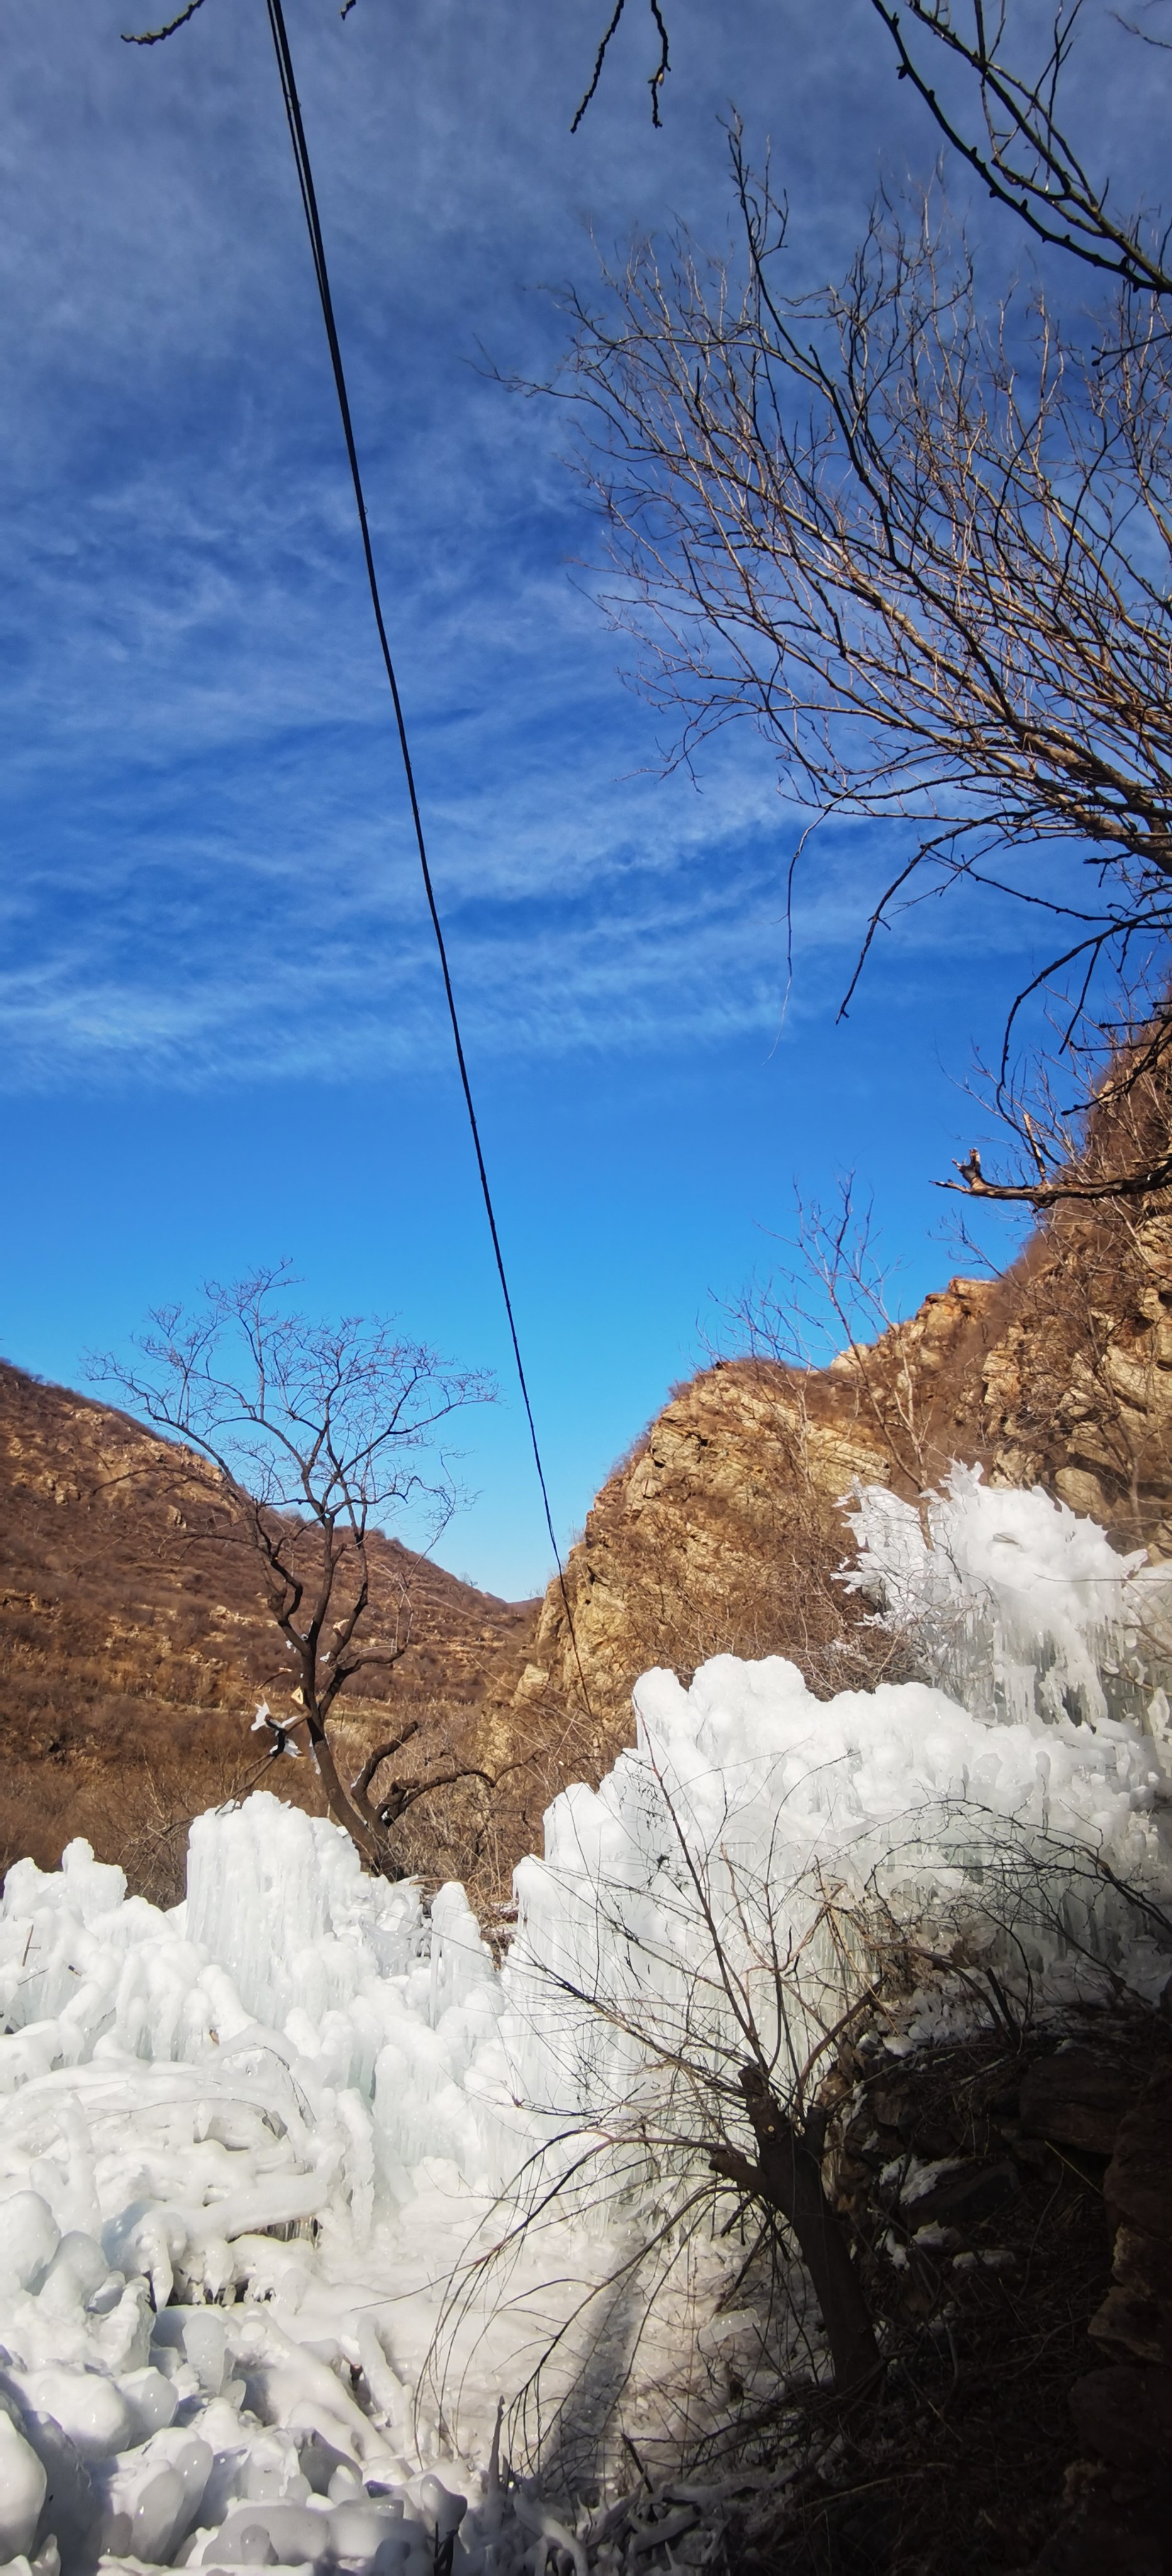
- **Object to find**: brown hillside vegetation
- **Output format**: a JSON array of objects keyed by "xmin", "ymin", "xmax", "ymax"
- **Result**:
[{"xmin": 0, "ymin": 1357, "xmax": 535, "ymax": 1901}]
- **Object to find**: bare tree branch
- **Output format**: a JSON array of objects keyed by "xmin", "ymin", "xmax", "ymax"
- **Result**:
[
  {"xmin": 865, "ymin": 0, "xmax": 1172, "ymax": 299},
  {"xmin": 572, "ymin": 0, "xmax": 672, "ymax": 133},
  {"xmin": 122, "ymin": 0, "xmax": 208, "ymax": 42},
  {"xmin": 90, "ymin": 1266, "xmax": 493, "ymax": 1872},
  {"xmin": 539, "ymin": 135, "xmax": 1172, "ymax": 1196}
]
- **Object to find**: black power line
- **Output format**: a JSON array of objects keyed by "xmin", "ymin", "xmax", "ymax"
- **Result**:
[{"xmin": 262, "ymin": 0, "xmax": 593, "ymax": 1714}]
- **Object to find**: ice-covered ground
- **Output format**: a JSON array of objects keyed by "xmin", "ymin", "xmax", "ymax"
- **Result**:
[
  {"xmin": 0, "ymin": 1474, "xmax": 1169, "ymax": 2573},
  {"xmin": 0, "ymin": 1803, "xmax": 748, "ymax": 2573}
]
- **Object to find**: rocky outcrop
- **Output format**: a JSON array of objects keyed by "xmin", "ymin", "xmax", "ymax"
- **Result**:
[
  {"xmin": 952, "ymin": 1208, "xmax": 1172, "ymax": 1548},
  {"xmin": 477, "ymin": 1355, "xmax": 893, "ymax": 1777},
  {"xmin": 493, "ymin": 1199, "xmax": 1172, "ymax": 1762},
  {"xmin": 810, "ymin": 2007, "xmax": 1172, "ymax": 2576},
  {"xmin": 486, "ymin": 1397, "xmax": 878, "ymax": 1784}
]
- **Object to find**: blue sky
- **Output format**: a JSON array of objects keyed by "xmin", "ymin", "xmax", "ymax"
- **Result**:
[{"xmin": 0, "ymin": 0, "xmax": 1128, "ymax": 1596}]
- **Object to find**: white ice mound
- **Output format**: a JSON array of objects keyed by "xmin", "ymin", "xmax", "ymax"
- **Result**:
[
  {"xmin": 0, "ymin": 1794, "xmax": 511, "ymax": 2218},
  {"xmin": 503, "ymin": 1646, "xmax": 1172, "ymax": 2124},
  {"xmin": 844, "ymin": 1462, "xmax": 1172, "ymax": 1732},
  {"xmin": 0, "ymin": 1802, "xmax": 525, "ymax": 2573},
  {"xmin": 2, "ymin": 1470, "xmax": 1172, "ymax": 2568}
]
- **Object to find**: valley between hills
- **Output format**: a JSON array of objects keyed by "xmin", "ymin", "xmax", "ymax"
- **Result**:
[
  {"xmin": 4, "ymin": 1143, "xmax": 1172, "ymax": 2572},
  {"xmin": 5, "ymin": 1146, "xmax": 1171, "ymax": 1909}
]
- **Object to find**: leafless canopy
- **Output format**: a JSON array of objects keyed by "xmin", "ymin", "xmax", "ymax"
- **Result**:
[
  {"xmin": 544, "ymin": 135, "xmax": 1172, "ymax": 1196},
  {"xmin": 557, "ymin": 3, "xmax": 1172, "ymax": 1203},
  {"xmin": 92, "ymin": 1263, "xmax": 494, "ymax": 1870}
]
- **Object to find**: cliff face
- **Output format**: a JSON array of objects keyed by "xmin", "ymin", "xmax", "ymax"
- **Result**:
[
  {"xmin": 948, "ymin": 1207, "xmax": 1172, "ymax": 1545},
  {"xmin": 491, "ymin": 1197, "xmax": 1172, "ymax": 1766},
  {"xmin": 484, "ymin": 1283, "xmax": 982, "ymax": 1770}
]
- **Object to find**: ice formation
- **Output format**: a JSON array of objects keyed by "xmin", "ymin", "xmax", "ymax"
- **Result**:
[
  {"xmin": 0, "ymin": 1472, "xmax": 1169, "ymax": 2570},
  {"xmin": 844, "ymin": 1462, "xmax": 1172, "ymax": 1732},
  {"xmin": 503, "ymin": 1640, "xmax": 1172, "ymax": 2133},
  {"xmin": 0, "ymin": 1803, "xmax": 560, "ymax": 2575}
]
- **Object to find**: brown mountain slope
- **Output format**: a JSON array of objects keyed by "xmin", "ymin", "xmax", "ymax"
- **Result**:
[{"xmin": 0, "ymin": 1358, "xmax": 536, "ymax": 1896}]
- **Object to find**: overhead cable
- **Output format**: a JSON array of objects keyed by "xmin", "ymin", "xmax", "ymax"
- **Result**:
[{"xmin": 262, "ymin": 0, "xmax": 593, "ymax": 1716}]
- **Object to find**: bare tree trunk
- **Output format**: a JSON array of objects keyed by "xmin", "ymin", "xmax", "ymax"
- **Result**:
[
  {"xmin": 711, "ymin": 2065, "xmax": 879, "ymax": 2394},
  {"xmin": 308, "ymin": 1722, "xmax": 386, "ymax": 1872}
]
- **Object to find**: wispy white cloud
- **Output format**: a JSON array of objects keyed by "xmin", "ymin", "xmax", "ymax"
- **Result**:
[
  {"xmin": 6, "ymin": 0, "xmax": 1150, "ymax": 1592},
  {"xmin": 0, "ymin": 0, "xmax": 1103, "ymax": 1102}
]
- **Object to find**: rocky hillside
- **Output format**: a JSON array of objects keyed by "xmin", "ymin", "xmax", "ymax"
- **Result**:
[
  {"xmin": 7, "ymin": 1079, "xmax": 1172, "ymax": 1896},
  {"xmin": 0, "ymin": 1358, "xmax": 534, "ymax": 1894},
  {"xmin": 489, "ymin": 1178, "xmax": 1172, "ymax": 1769}
]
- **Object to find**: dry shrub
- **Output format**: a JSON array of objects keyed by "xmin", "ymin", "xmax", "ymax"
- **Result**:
[{"xmin": 0, "ymin": 1717, "xmax": 325, "ymax": 1906}]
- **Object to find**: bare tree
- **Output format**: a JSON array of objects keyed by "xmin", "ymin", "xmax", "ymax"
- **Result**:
[
  {"xmin": 577, "ymin": 0, "xmax": 1172, "ymax": 302},
  {"xmin": 543, "ymin": 98, "xmax": 1172, "ymax": 1199},
  {"xmin": 434, "ymin": 1780, "xmax": 888, "ymax": 2465},
  {"xmin": 92, "ymin": 1264, "xmax": 494, "ymax": 1873},
  {"xmin": 433, "ymin": 1759, "xmax": 1172, "ymax": 2484}
]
